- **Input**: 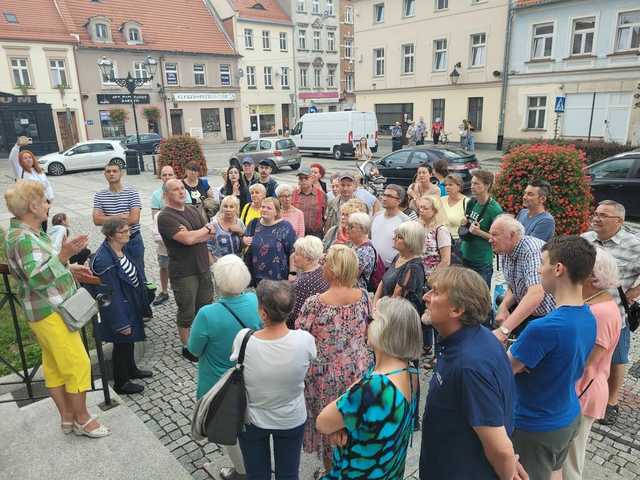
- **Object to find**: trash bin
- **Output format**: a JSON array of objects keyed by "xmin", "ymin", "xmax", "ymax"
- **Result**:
[
  {"xmin": 125, "ymin": 149, "xmax": 140, "ymax": 175},
  {"xmin": 138, "ymin": 151, "xmax": 145, "ymax": 172}
]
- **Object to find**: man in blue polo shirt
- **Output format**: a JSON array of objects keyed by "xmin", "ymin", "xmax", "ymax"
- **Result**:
[
  {"xmin": 420, "ymin": 266, "xmax": 523, "ymax": 480},
  {"xmin": 509, "ymin": 236, "xmax": 597, "ymax": 480}
]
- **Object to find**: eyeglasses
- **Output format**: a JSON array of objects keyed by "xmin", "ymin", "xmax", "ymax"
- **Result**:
[
  {"xmin": 592, "ymin": 212, "xmax": 622, "ymax": 220},
  {"xmin": 382, "ymin": 193, "xmax": 400, "ymax": 200}
]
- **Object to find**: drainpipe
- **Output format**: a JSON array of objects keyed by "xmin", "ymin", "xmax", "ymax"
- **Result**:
[
  {"xmin": 158, "ymin": 55, "xmax": 171, "ymax": 136},
  {"xmin": 496, "ymin": 0, "xmax": 514, "ymax": 150}
]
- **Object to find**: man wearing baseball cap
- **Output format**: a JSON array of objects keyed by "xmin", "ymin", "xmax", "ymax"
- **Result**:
[
  {"xmin": 240, "ymin": 157, "xmax": 259, "ymax": 189},
  {"xmin": 255, "ymin": 159, "xmax": 279, "ymax": 197},
  {"xmin": 293, "ymin": 166, "xmax": 326, "ymax": 238},
  {"xmin": 324, "ymin": 172, "xmax": 359, "ymax": 232}
]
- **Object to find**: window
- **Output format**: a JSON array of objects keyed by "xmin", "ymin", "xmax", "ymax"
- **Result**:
[
  {"xmin": 327, "ymin": 31, "xmax": 335, "ymax": 51},
  {"xmin": 345, "ymin": 6, "xmax": 353, "ymax": 24},
  {"xmin": 165, "ymin": 63, "xmax": 178, "ymax": 86},
  {"xmin": 4, "ymin": 12, "xmax": 17, "ymax": 23},
  {"xmin": 264, "ymin": 66, "xmax": 273, "ymax": 88},
  {"xmin": 220, "ymin": 64, "xmax": 231, "ymax": 86},
  {"xmin": 100, "ymin": 110, "xmax": 126, "ymax": 138},
  {"xmin": 374, "ymin": 4, "xmax": 384, "ymax": 23},
  {"xmin": 404, "ymin": 0, "xmax": 415, "ymax": 17},
  {"xmin": 297, "ymin": 0, "xmax": 305, "ymax": 13},
  {"xmin": 433, "ymin": 38, "xmax": 447, "ymax": 71},
  {"xmin": 244, "ymin": 29, "xmax": 254, "ymax": 49},
  {"xmin": 526, "ymin": 96, "xmax": 547, "ymax": 129},
  {"xmin": 281, "ymin": 67, "xmax": 289, "ymax": 88},
  {"xmin": 49, "ymin": 59, "xmax": 67, "ymax": 87},
  {"xmin": 299, "ymin": 66, "xmax": 308, "ymax": 88},
  {"xmin": 193, "ymin": 64, "xmax": 206, "ymax": 86},
  {"xmin": 468, "ymin": 97, "xmax": 484, "ymax": 131},
  {"xmin": 571, "ymin": 18, "xmax": 595, "ymax": 55},
  {"xmin": 373, "ymin": 48, "xmax": 385, "ymax": 76},
  {"xmin": 327, "ymin": 67, "xmax": 335, "ymax": 87},
  {"xmin": 432, "ymin": 98, "xmax": 445, "ymax": 125},
  {"xmin": 470, "ymin": 33, "xmax": 486, "ymax": 67},
  {"xmin": 95, "ymin": 22, "xmax": 109, "ymax": 41},
  {"xmin": 246, "ymin": 66, "xmax": 256, "ymax": 87},
  {"xmin": 10, "ymin": 58, "xmax": 31, "ymax": 86},
  {"xmin": 201, "ymin": 108, "xmax": 221, "ymax": 133},
  {"xmin": 313, "ymin": 30, "xmax": 321, "ymax": 50},
  {"xmin": 531, "ymin": 23, "xmax": 553, "ymax": 59},
  {"xmin": 385, "ymin": 150, "xmax": 412, "ymax": 167},
  {"xmin": 345, "ymin": 39, "xmax": 353, "ymax": 58},
  {"xmin": 590, "ymin": 158, "xmax": 634, "ymax": 179},
  {"xmin": 280, "ymin": 32, "xmax": 288, "ymax": 51},
  {"xmin": 326, "ymin": 0, "xmax": 334, "ymax": 16},
  {"xmin": 314, "ymin": 68, "xmax": 321, "ymax": 87},
  {"xmin": 312, "ymin": 0, "xmax": 319, "ymax": 14},
  {"xmin": 435, "ymin": 0, "xmax": 448, "ymax": 10},
  {"xmin": 128, "ymin": 27, "xmax": 141, "ymax": 43},
  {"xmin": 133, "ymin": 62, "xmax": 150, "ymax": 83},
  {"xmin": 615, "ymin": 10, "xmax": 640, "ymax": 51},
  {"xmin": 262, "ymin": 30, "xmax": 271, "ymax": 50},
  {"xmin": 298, "ymin": 29, "xmax": 307, "ymax": 49},
  {"xmin": 401, "ymin": 44, "xmax": 415, "ymax": 74},
  {"xmin": 241, "ymin": 140, "xmax": 258, "ymax": 152},
  {"xmin": 346, "ymin": 73, "xmax": 353, "ymax": 92}
]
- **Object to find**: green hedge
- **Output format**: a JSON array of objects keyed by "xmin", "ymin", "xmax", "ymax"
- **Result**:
[{"xmin": 504, "ymin": 138, "xmax": 635, "ymax": 165}]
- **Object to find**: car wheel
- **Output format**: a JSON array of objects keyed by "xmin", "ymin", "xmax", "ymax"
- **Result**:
[
  {"xmin": 48, "ymin": 162, "xmax": 65, "ymax": 176},
  {"xmin": 333, "ymin": 147, "xmax": 343, "ymax": 160},
  {"xmin": 112, "ymin": 158, "xmax": 126, "ymax": 170},
  {"xmin": 290, "ymin": 163, "xmax": 301, "ymax": 170}
]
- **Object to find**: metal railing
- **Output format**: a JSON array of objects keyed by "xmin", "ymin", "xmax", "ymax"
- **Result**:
[{"xmin": 0, "ymin": 264, "xmax": 115, "ymax": 409}]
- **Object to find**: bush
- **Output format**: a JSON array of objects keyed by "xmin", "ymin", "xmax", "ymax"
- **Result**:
[
  {"xmin": 158, "ymin": 135, "xmax": 207, "ymax": 179},
  {"xmin": 493, "ymin": 143, "xmax": 593, "ymax": 235},
  {"xmin": 504, "ymin": 138, "xmax": 635, "ymax": 164},
  {"xmin": 108, "ymin": 107, "xmax": 129, "ymax": 124}
]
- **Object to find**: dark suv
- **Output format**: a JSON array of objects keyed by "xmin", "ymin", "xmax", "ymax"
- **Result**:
[{"xmin": 122, "ymin": 133, "xmax": 162, "ymax": 154}]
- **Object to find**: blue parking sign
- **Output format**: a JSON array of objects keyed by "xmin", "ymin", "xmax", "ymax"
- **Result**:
[{"xmin": 554, "ymin": 96, "xmax": 566, "ymax": 113}]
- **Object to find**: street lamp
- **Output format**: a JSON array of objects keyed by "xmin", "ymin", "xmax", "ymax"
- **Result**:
[
  {"xmin": 97, "ymin": 55, "xmax": 158, "ymax": 146},
  {"xmin": 449, "ymin": 62, "xmax": 462, "ymax": 86}
]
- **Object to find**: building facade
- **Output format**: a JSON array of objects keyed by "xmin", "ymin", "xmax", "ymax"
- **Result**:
[
  {"xmin": 57, "ymin": 0, "xmax": 242, "ymax": 144},
  {"xmin": 0, "ymin": 0, "xmax": 87, "ymax": 154},
  {"xmin": 278, "ymin": 0, "xmax": 342, "ymax": 116},
  {"xmin": 504, "ymin": 0, "xmax": 640, "ymax": 146},
  {"xmin": 339, "ymin": 0, "xmax": 356, "ymax": 110},
  {"xmin": 353, "ymin": 0, "xmax": 508, "ymax": 147}
]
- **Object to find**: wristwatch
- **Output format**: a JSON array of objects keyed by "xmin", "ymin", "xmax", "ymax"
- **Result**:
[{"xmin": 499, "ymin": 326, "xmax": 511, "ymax": 336}]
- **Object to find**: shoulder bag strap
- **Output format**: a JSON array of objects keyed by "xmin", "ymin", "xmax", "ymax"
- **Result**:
[
  {"xmin": 237, "ymin": 329, "xmax": 255, "ymax": 366},
  {"xmin": 220, "ymin": 302, "xmax": 248, "ymax": 329},
  {"xmin": 475, "ymin": 198, "xmax": 491, "ymax": 222},
  {"xmin": 618, "ymin": 287, "xmax": 631, "ymax": 314}
]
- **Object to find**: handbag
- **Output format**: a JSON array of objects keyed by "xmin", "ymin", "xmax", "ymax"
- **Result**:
[
  {"xmin": 618, "ymin": 287, "xmax": 640, "ymax": 333},
  {"xmin": 204, "ymin": 329, "xmax": 254, "ymax": 445},
  {"xmin": 458, "ymin": 198, "xmax": 490, "ymax": 241},
  {"xmin": 56, "ymin": 286, "xmax": 99, "ymax": 331}
]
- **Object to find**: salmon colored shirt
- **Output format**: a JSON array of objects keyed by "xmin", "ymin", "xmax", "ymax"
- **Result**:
[{"xmin": 281, "ymin": 207, "xmax": 305, "ymax": 238}]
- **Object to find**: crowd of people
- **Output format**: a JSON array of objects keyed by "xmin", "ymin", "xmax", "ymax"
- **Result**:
[{"xmin": 4, "ymin": 134, "xmax": 640, "ymax": 480}]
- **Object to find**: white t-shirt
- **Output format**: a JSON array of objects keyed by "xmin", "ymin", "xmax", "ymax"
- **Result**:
[
  {"xmin": 230, "ymin": 328, "xmax": 317, "ymax": 430},
  {"xmin": 371, "ymin": 210, "xmax": 409, "ymax": 267}
]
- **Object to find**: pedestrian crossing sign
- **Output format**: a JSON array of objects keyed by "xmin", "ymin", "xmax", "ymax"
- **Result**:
[{"xmin": 554, "ymin": 96, "xmax": 566, "ymax": 113}]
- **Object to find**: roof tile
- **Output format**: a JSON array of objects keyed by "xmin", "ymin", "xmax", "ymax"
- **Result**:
[
  {"xmin": 0, "ymin": 0, "xmax": 73, "ymax": 44},
  {"xmin": 230, "ymin": 0, "xmax": 292, "ymax": 24}
]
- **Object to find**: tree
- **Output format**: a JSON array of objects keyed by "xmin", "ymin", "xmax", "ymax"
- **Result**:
[
  {"xmin": 493, "ymin": 143, "xmax": 593, "ymax": 235},
  {"xmin": 157, "ymin": 135, "xmax": 207, "ymax": 178}
]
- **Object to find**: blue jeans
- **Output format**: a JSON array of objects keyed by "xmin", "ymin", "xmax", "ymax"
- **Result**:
[
  {"xmin": 238, "ymin": 422, "xmax": 305, "ymax": 480},
  {"xmin": 462, "ymin": 258, "xmax": 494, "ymax": 327}
]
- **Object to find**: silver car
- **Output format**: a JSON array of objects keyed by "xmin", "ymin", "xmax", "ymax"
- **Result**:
[{"xmin": 230, "ymin": 137, "xmax": 302, "ymax": 172}]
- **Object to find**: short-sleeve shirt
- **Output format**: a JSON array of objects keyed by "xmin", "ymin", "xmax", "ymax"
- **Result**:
[
  {"xmin": 157, "ymin": 206, "xmax": 210, "ymax": 279},
  {"xmin": 420, "ymin": 326, "xmax": 515, "ymax": 479},
  {"xmin": 292, "ymin": 187, "xmax": 326, "ymax": 235},
  {"xmin": 246, "ymin": 220, "xmax": 296, "ymax": 283},
  {"xmin": 208, "ymin": 218, "xmax": 245, "ymax": 258},
  {"xmin": 371, "ymin": 211, "xmax": 410, "ymax": 267},
  {"xmin": 422, "ymin": 225, "xmax": 452, "ymax": 280},
  {"xmin": 460, "ymin": 198, "xmax": 502, "ymax": 266},
  {"xmin": 355, "ymin": 242, "xmax": 376, "ymax": 290},
  {"xmin": 381, "ymin": 255, "xmax": 425, "ymax": 314},
  {"xmin": 510, "ymin": 305, "xmax": 596, "ymax": 432},
  {"xmin": 354, "ymin": 188, "xmax": 377, "ymax": 211},
  {"xmin": 289, "ymin": 267, "xmax": 329, "ymax": 327},
  {"xmin": 93, "ymin": 185, "xmax": 142, "ymax": 235},
  {"xmin": 183, "ymin": 178, "xmax": 210, "ymax": 205},
  {"xmin": 150, "ymin": 187, "xmax": 164, "ymax": 211},
  {"xmin": 516, "ymin": 209, "xmax": 555, "ymax": 242}
]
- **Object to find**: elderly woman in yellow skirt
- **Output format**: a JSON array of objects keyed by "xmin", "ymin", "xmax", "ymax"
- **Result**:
[{"xmin": 4, "ymin": 180, "xmax": 110, "ymax": 438}]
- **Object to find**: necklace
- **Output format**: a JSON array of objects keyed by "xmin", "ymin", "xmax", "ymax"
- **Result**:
[{"xmin": 584, "ymin": 290, "xmax": 606, "ymax": 303}]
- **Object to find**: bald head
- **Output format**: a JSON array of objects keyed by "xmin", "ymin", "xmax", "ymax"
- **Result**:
[
  {"xmin": 163, "ymin": 178, "xmax": 187, "ymax": 208},
  {"xmin": 160, "ymin": 165, "xmax": 175, "ymax": 184},
  {"xmin": 489, "ymin": 214, "xmax": 525, "ymax": 255}
]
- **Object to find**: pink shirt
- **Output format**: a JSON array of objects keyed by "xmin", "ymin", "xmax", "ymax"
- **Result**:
[
  {"xmin": 282, "ymin": 207, "xmax": 305, "ymax": 238},
  {"xmin": 577, "ymin": 300, "xmax": 621, "ymax": 419}
]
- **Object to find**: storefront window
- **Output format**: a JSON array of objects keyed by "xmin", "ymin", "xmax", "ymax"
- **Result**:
[
  {"xmin": 12, "ymin": 111, "xmax": 40, "ymax": 140},
  {"xmin": 99, "ymin": 110, "xmax": 126, "ymax": 138},
  {"xmin": 201, "ymin": 108, "xmax": 221, "ymax": 134},
  {"xmin": 249, "ymin": 105, "xmax": 276, "ymax": 136}
]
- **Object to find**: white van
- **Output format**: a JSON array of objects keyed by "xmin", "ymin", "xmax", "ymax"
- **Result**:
[{"xmin": 290, "ymin": 111, "xmax": 379, "ymax": 160}]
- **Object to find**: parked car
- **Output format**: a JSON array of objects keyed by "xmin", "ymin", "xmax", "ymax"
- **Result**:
[
  {"xmin": 38, "ymin": 140, "xmax": 127, "ymax": 176},
  {"xmin": 229, "ymin": 137, "xmax": 302, "ymax": 172},
  {"xmin": 122, "ymin": 132, "xmax": 162, "ymax": 154},
  {"xmin": 362, "ymin": 145, "xmax": 479, "ymax": 191},
  {"xmin": 290, "ymin": 111, "xmax": 379, "ymax": 160},
  {"xmin": 585, "ymin": 151, "xmax": 640, "ymax": 218}
]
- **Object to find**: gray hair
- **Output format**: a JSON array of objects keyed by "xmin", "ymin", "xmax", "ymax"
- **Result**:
[
  {"xmin": 256, "ymin": 280, "xmax": 295, "ymax": 323},
  {"xmin": 249, "ymin": 183, "xmax": 267, "ymax": 194},
  {"xmin": 386, "ymin": 184, "xmax": 406, "ymax": 203},
  {"xmin": 348, "ymin": 212, "xmax": 371, "ymax": 235},
  {"xmin": 492, "ymin": 214, "xmax": 525, "ymax": 238},
  {"xmin": 102, "ymin": 217, "xmax": 128, "ymax": 238},
  {"xmin": 591, "ymin": 247, "xmax": 620, "ymax": 290},
  {"xmin": 276, "ymin": 184, "xmax": 294, "ymax": 197},
  {"xmin": 368, "ymin": 297, "xmax": 423, "ymax": 361},
  {"xmin": 294, "ymin": 236, "xmax": 324, "ymax": 262},
  {"xmin": 395, "ymin": 221, "xmax": 426, "ymax": 256},
  {"xmin": 598, "ymin": 200, "xmax": 626, "ymax": 221},
  {"xmin": 213, "ymin": 255, "xmax": 251, "ymax": 296}
]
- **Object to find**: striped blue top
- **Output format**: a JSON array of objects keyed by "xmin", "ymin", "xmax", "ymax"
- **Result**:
[
  {"xmin": 93, "ymin": 185, "xmax": 142, "ymax": 235},
  {"xmin": 119, "ymin": 255, "xmax": 139, "ymax": 287}
]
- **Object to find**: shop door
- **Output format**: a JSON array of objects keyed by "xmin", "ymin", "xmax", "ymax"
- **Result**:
[
  {"xmin": 281, "ymin": 104, "xmax": 290, "ymax": 133},
  {"xmin": 56, "ymin": 111, "xmax": 79, "ymax": 150},
  {"xmin": 224, "ymin": 108, "xmax": 234, "ymax": 141},
  {"xmin": 170, "ymin": 109, "xmax": 183, "ymax": 135}
]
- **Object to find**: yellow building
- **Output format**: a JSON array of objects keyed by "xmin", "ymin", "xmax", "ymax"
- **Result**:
[{"xmin": 353, "ymin": 0, "xmax": 508, "ymax": 147}]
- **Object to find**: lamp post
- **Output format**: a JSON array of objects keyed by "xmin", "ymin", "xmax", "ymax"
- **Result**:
[
  {"xmin": 97, "ymin": 56, "xmax": 158, "ymax": 146},
  {"xmin": 449, "ymin": 62, "xmax": 462, "ymax": 86}
]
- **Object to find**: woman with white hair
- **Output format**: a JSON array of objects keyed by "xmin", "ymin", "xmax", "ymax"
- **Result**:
[
  {"xmin": 316, "ymin": 297, "xmax": 421, "ymax": 479},
  {"xmin": 562, "ymin": 248, "xmax": 622, "ymax": 480},
  {"xmin": 289, "ymin": 236, "xmax": 329, "ymax": 326},
  {"xmin": 277, "ymin": 184, "xmax": 305, "ymax": 238},
  {"xmin": 347, "ymin": 212, "xmax": 376, "ymax": 290},
  {"xmin": 240, "ymin": 183, "xmax": 266, "ymax": 227},
  {"xmin": 188, "ymin": 254, "xmax": 263, "ymax": 480}
]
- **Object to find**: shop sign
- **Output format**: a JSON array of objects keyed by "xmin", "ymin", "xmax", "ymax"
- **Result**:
[
  {"xmin": 96, "ymin": 93, "xmax": 150, "ymax": 105},
  {"xmin": 0, "ymin": 94, "xmax": 37, "ymax": 105},
  {"xmin": 173, "ymin": 92, "xmax": 236, "ymax": 102}
]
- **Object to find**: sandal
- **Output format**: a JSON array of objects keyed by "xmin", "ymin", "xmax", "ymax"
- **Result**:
[
  {"xmin": 73, "ymin": 418, "xmax": 111, "ymax": 438},
  {"xmin": 61, "ymin": 421, "xmax": 73, "ymax": 434}
]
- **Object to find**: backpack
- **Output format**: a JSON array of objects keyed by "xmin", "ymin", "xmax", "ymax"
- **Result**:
[{"xmin": 365, "ymin": 242, "xmax": 386, "ymax": 293}]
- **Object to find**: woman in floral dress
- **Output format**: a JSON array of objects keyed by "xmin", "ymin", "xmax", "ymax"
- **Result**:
[{"xmin": 296, "ymin": 245, "xmax": 373, "ymax": 476}]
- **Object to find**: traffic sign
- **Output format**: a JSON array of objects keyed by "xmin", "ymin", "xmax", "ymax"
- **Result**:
[
  {"xmin": 554, "ymin": 96, "xmax": 566, "ymax": 113},
  {"xmin": 309, "ymin": 105, "xmax": 318, "ymax": 113}
]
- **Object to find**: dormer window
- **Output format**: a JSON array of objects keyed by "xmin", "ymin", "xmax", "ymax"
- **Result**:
[
  {"xmin": 251, "ymin": 2, "xmax": 266, "ymax": 9},
  {"xmin": 123, "ymin": 21, "xmax": 143, "ymax": 45},
  {"xmin": 95, "ymin": 23, "xmax": 109, "ymax": 41},
  {"xmin": 129, "ymin": 27, "xmax": 140, "ymax": 42}
]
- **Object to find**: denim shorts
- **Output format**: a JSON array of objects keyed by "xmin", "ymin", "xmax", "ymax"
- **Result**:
[
  {"xmin": 157, "ymin": 254, "xmax": 169, "ymax": 269},
  {"xmin": 612, "ymin": 326, "xmax": 630, "ymax": 365}
]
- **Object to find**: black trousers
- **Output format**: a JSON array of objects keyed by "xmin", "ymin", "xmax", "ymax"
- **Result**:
[{"xmin": 112, "ymin": 342, "xmax": 137, "ymax": 388}]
